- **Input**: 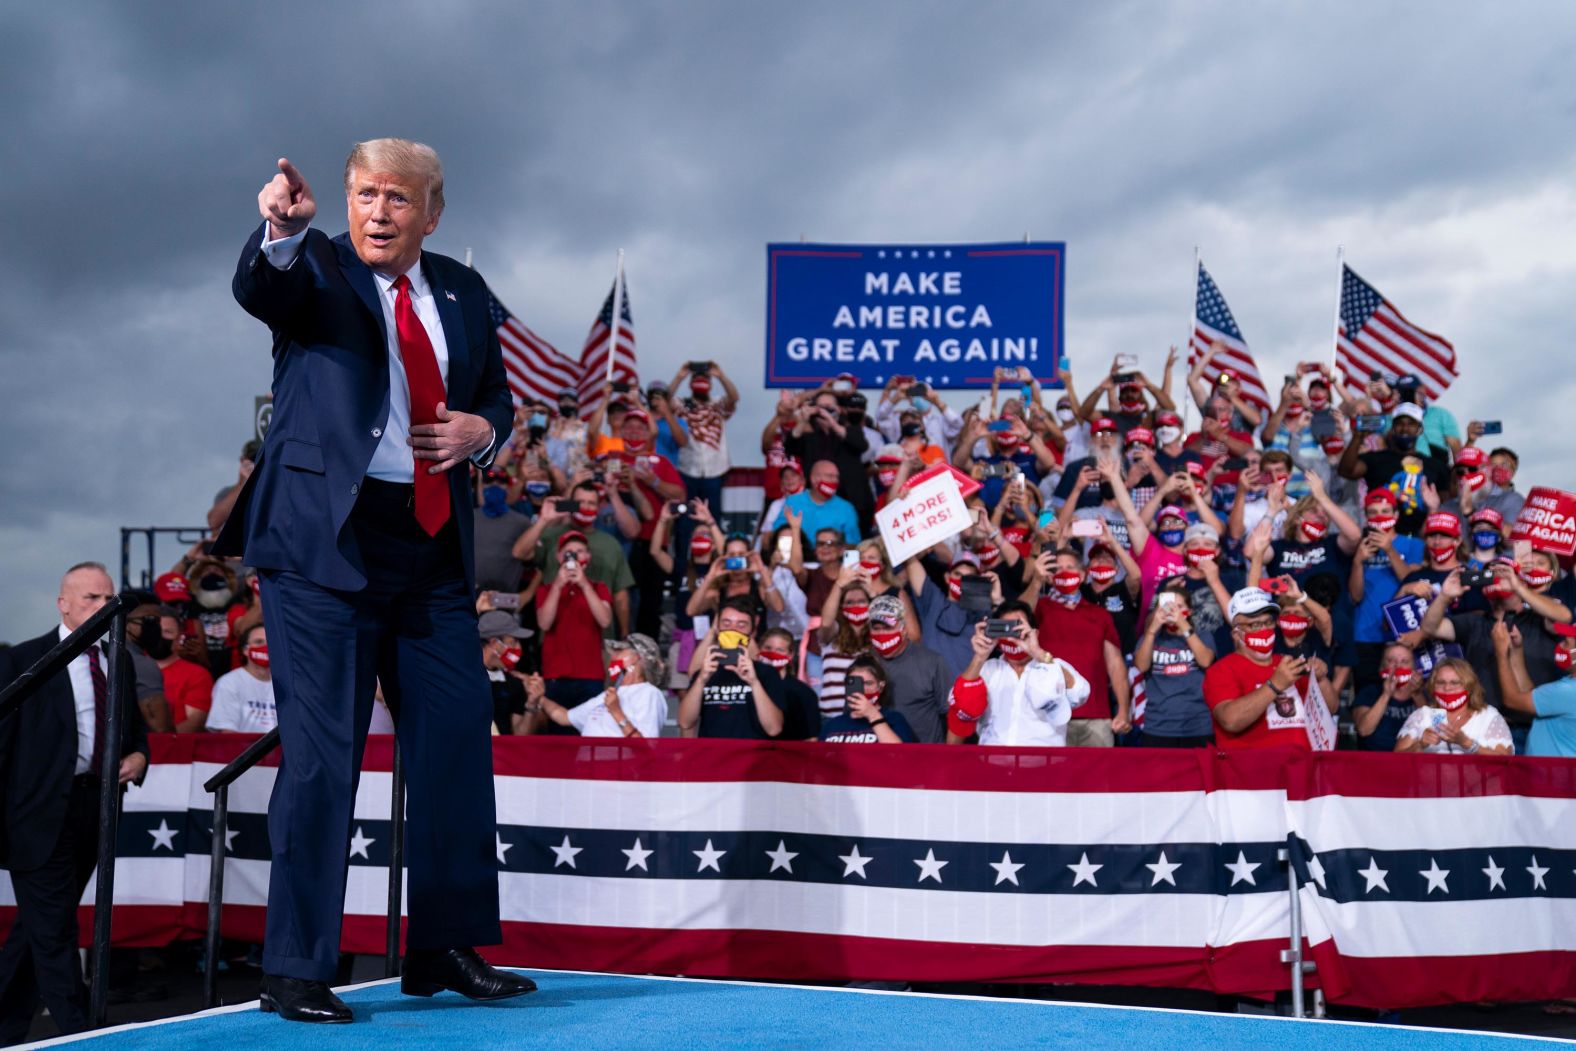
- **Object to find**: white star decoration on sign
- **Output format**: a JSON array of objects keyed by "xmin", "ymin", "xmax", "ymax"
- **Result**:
[
  {"xmin": 1526, "ymin": 856, "xmax": 1549, "ymax": 891},
  {"xmin": 914, "ymin": 849, "xmax": 947, "ymax": 884},
  {"xmin": 990, "ymin": 851, "xmax": 1025, "ymax": 887},
  {"xmin": 1358, "ymin": 858, "xmax": 1390, "ymax": 893},
  {"xmin": 838, "ymin": 845, "xmax": 872, "ymax": 879},
  {"xmin": 495, "ymin": 833, "xmax": 512, "ymax": 865},
  {"xmin": 622, "ymin": 838, "xmax": 652, "ymax": 872},
  {"xmin": 550, "ymin": 835, "xmax": 582, "ymax": 869},
  {"xmin": 1224, "ymin": 851, "xmax": 1259, "ymax": 887},
  {"xmin": 1067, "ymin": 852, "xmax": 1102, "ymax": 888},
  {"xmin": 693, "ymin": 839, "xmax": 726, "ymax": 873},
  {"xmin": 1145, "ymin": 851, "xmax": 1180, "ymax": 887},
  {"xmin": 147, "ymin": 819, "xmax": 178, "ymax": 852},
  {"xmin": 1420, "ymin": 858, "xmax": 1450, "ymax": 894},
  {"xmin": 765, "ymin": 840, "xmax": 798, "ymax": 874},
  {"xmin": 1482, "ymin": 856, "xmax": 1505, "ymax": 892},
  {"xmin": 348, "ymin": 826, "xmax": 374, "ymax": 860}
]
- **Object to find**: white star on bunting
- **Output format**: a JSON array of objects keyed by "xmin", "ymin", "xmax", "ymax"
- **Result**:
[
  {"xmin": 839, "ymin": 845, "xmax": 872, "ymax": 879},
  {"xmin": 550, "ymin": 835, "xmax": 582, "ymax": 869},
  {"xmin": 914, "ymin": 849, "xmax": 948, "ymax": 884},
  {"xmin": 1482, "ymin": 856, "xmax": 1505, "ymax": 892},
  {"xmin": 148, "ymin": 819, "xmax": 178, "ymax": 852},
  {"xmin": 1527, "ymin": 856, "xmax": 1549, "ymax": 891},
  {"xmin": 622, "ymin": 837, "xmax": 652, "ymax": 872},
  {"xmin": 1067, "ymin": 852, "xmax": 1102, "ymax": 888},
  {"xmin": 1358, "ymin": 858, "xmax": 1390, "ymax": 893},
  {"xmin": 693, "ymin": 839, "xmax": 726, "ymax": 873},
  {"xmin": 1224, "ymin": 851, "xmax": 1259, "ymax": 887},
  {"xmin": 1420, "ymin": 858, "xmax": 1450, "ymax": 894},
  {"xmin": 496, "ymin": 833, "xmax": 513, "ymax": 865},
  {"xmin": 990, "ymin": 851, "xmax": 1025, "ymax": 887},
  {"xmin": 1306, "ymin": 854, "xmax": 1327, "ymax": 889},
  {"xmin": 348, "ymin": 826, "xmax": 374, "ymax": 860},
  {"xmin": 1145, "ymin": 851, "xmax": 1181, "ymax": 887},
  {"xmin": 765, "ymin": 840, "xmax": 798, "ymax": 874}
]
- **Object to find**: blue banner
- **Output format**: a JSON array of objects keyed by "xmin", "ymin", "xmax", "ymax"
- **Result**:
[{"xmin": 764, "ymin": 242, "xmax": 1065, "ymax": 389}]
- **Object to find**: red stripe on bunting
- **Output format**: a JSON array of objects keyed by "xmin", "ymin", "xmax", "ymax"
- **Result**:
[{"xmin": 1282, "ymin": 750, "xmax": 1576, "ymax": 801}]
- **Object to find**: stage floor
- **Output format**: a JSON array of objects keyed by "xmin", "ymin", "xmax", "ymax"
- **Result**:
[{"xmin": 25, "ymin": 970, "xmax": 1574, "ymax": 1050}]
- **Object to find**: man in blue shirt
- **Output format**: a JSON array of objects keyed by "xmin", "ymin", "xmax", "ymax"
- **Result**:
[
  {"xmin": 1496, "ymin": 620, "xmax": 1576, "ymax": 757},
  {"xmin": 772, "ymin": 459, "xmax": 860, "ymax": 545}
]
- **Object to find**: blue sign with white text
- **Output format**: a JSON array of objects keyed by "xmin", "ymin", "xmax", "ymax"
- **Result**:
[{"xmin": 764, "ymin": 242, "xmax": 1065, "ymax": 389}]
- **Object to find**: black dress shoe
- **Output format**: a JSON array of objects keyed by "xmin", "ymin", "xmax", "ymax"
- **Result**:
[
  {"xmin": 401, "ymin": 948, "xmax": 536, "ymax": 1001},
  {"xmin": 259, "ymin": 975, "xmax": 354, "ymax": 1023}
]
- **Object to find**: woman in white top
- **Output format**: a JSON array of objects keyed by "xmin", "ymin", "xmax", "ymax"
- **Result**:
[
  {"xmin": 1395, "ymin": 658, "xmax": 1514, "ymax": 756},
  {"xmin": 207, "ymin": 624, "xmax": 277, "ymax": 734},
  {"xmin": 526, "ymin": 634, "xmax": 667, "ymax": 739}
]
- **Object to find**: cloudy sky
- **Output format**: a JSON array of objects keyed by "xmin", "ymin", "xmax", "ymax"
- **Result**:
[{"xmin": 4, "ymin": 1, "xmax": 1575, "ymax": 643}]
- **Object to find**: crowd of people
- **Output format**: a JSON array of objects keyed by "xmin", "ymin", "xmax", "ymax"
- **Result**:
[{"xmin": 116, "ymin": 352, "xmax": 1574, "ymax": 759}]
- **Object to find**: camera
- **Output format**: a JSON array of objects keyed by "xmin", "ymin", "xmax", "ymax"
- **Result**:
[
  {"xmin": 668, "ymin": 500, "xmax": 690, "ymax": 517},
  {"xmin": 1114, "ymin": 372, "xmax": 1138, "ymax": 385},
  {"xmin": 610, "ymin": 381, "xmax": 631, "ymax": 394},
  {"xmin": 984, "ymin": 618, "xmax": 1021, "ymax": 639},
  {"xmin": 562, "ymin": 551, "xmax": 580, "ymax": 566},
  {"xmin": 1355, "ymin": 414, "xmax": 1388, "ymax": 433},
  {"xmin": 980, "ymin": 462, "xmax": 1017, "ymax": 479}
]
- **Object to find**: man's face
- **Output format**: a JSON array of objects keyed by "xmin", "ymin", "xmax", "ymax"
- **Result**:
[
  {"xmin": 243, "ymin": 626, "xmax": 268, "ymax": 661},
  {"xmin": 560, "ymin": 542, "xmax": 590, "ymax": 566},
  {"xmin": 1489, "ymin": 452, "xmax": 1517, "ymax": 483},
  {"xmin": 482, "ymin": 636, "xmax": 508, "ymax": 669},
  {"xmin": 1054, "ymin": 554, "xmax": 1083, "ymax": 578},
  {"xmin": 717, "ymin": 608, "xmax": 754, "ymax": 637},
  {"xmin": 346, "ymin": 168, "xmax": 439, "ymax": 276},
  {"xmin": 573, "ymin": 487, "xmax": 600, "ymax": 518},
  {"xmin": 158, "ymin": 616, "xmax": 181, "ymax": 644},
  {"xmin": 1260, "ymin": 459, "xmax": 1290, "ymax": 485},
  {"xmin": 620, "ymin": 417, "xmax": 650, "ymax": 447},
  {"xmin": 558, "ymin": 398, "xmax": 578, "ymax": 418},
  {"xmin": 811, "ymin": 462, "xmax": 839, "ymax": 493},
  {"xmin": 1390, "ymin": 417, "xmax": 1421, "ymax": 441},
  {"xmin": 57, "ymin": 568, "xmax": 114, "ymax": 632}
]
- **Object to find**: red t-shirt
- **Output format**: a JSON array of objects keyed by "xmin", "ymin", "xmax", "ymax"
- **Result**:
[
  {"xmin": 1034, "ymin": 598, "xmax": 1120, "ymax": 719},
  {"xmin": 160, "ymin": 658, "xmax": 215, "ymax": 725},
  {"xmin": 1203, "ymin": 652, "xmax": 1312, "ymax": 752},
  {"xmin": 537, "ymin": 579, "xmax": 613, "ymax": 680},
  {"xmin": 609, "ymin": 450, "xmax": 683, "ymax": 540}
]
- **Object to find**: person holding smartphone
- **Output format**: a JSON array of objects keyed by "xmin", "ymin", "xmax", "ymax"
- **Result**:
[
  {"xmin": 944, "ymin": 604, "xmax": 1089, "ymax": 746},
  {"xmin": 819, "ymin": 657, "xmax": 916, "ymax": 744},
  {"xmin": 1204, "ymin": 587, "xmax": 1328, "ymax": 751},
  {"xmin": 1134, "ymin": 580, "xmax": 1217, "ymax": 747}
]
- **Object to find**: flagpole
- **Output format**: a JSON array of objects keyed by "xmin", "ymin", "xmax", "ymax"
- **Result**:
[
  {"xmin": 606, "ymin": 249, "xmax": 625, "ymax": 384},
  {"xmin": 1183, "ymin": 246, "xmax": 1199, "ymax": 434},
  {"xmin": 1328, "ymin": 245, "xmax": 1344, "ymax": 388}
]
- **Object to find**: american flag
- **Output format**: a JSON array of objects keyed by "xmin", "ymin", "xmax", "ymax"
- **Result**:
[
  {"xmin": 1336, "ymin": 264, "xmax": 1458, "ymax": 402},
  {"xmin": 1189, "ymin": 262, "xmax": 1271, "ymax": 411},
  {"xmin": 576, "ymin": 276, "xmax": 639, "ymax": 419},
  {"xmin": 486, "ymin": 289, "xmax": 581, "ymax": 408}
]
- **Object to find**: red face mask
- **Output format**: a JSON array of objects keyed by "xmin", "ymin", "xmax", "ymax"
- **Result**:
[
  {"xmin": 1366, "ymin": 513, "xmax": 1397, "ymax": 532},
  {"xmin": 876, "ymin": 468, "xmax": 898, "ymax": 488},
  {"xmin": 1434, "ymin": 687, "xmax": 1469, "ymax": 711},
  {"xmin": 1088, "ymin": 564, "xmax": 1118, "ymax": 587},
  {"xmin": 1299, "ymin": 518, "xmax": 1329, "ymax": 542},
  {"xmin": 1518, "ymin": 563, "xmax": 1554, "ymax": 589},
  {"xmin": 814, "ymin": 479, "xmax": 840, "ymax": 499},
  {"xmin": 1308, "ymin": 393, "xmax": 1330, "ymax": 411},
  {"xmin": 759, "ymin": 650, "xmax": 791, "ymax": 672},
  {"xmin": 499, "ymin": 646, "xmax": 523, "ymax": 672},
  {"xmin": 1051, "ymin": 570, "xmax": 1083, "ymax": 596},
  {"xmin": 1241, "ymin": 627, "xmax": 1278, "ymax": 657},
  {"xmin": 245, "ymin": 644, "xmax": 270, "ymax": 668},
  {"xmin": 572, "ymin": 507, "xmax": 598, "ymax": 526},
  {"xmin": 690, "ymin": 538, "xmax": 714, "ymax": 559},
  {"xmin": 1460, "ymin": 470, "xmax": 1487, "ymax": 493},
  {"xmin": 946, "ymin": 576, "xmax": 964, "ymax": 601},
  {"xmin": 623, "ymin": 435, "xmax": 648, "ymax": 453},
  {"xmin": 1185, "ymin": 547, "xmax": 1217, "ymax": 568},
  {"xmin": 998, "ymin": 637, "xmax": 1029, "ymax": 662},
  {"xmin": 1278, "ymin": 613, "xmax": 1311, "ymax": 640},
  {"xmin": 976, "ymin": 543, "xmax": 1002, "ymax": 568},
  {"xmin": 1427, "ymin": 544, "xmax": 1457, "ymax": 566},
  {"xmin": 1387, "ymin": 666, "xmax": 1415, "ymax": 687},
  {"xmin": 1556, "ymin": 646, "xmax": 1574, "ymax": 672},
  {"xmin": 606, "ymin": 658, "xmax": 630, "ymax": 683},
  {"xmin": 870, "ymin": 629, "xmax": 905, "ymax": 656},
  {"xmin": 859, "ymin": 560, "xmax": 884, "ymax": 577},
  {"xmin": 1490, "ymin": 466, "xmax": 1514, "ymax": 488},
  {"xmin": 842, "ymin": 604, "xmax": 870, "ymax": 625}
]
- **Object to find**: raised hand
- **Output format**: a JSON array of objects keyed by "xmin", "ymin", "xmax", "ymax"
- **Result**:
[{"xmin": 259, "ymin": 158, "xmax": 316, "ymax": 241}]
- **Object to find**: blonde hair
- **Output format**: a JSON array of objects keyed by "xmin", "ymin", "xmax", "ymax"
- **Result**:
[
  {"xmin": 1425, "ymin": 658, "xmax": 1487, "ymax": 712},
  {"xmin": 344, "ymin": 138, "xmax": 445, "ymax": 213},
  {"xmin": 1283, "ymin": 495, "xmax": 1322, "ymax": 540}
]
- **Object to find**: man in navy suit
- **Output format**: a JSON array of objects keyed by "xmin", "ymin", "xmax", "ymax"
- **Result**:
[{"xmin": 214, "ymin": 139, "xmax": 533, "ymax": 1023}]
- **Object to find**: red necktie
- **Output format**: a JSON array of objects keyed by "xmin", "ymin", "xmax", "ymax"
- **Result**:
[
  {"xmin": 87, "ymin": 644, "xmax": 107, "ymax": 775},
  {"xmin": 392, "ymin": 275, "xmax": 451, "ymax": 536}
]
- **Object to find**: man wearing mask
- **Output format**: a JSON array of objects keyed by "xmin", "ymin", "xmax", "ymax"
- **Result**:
[
  {"xmin": 1204, "ymin": 587, "xmax": 1329, "ymax": 751},
  {"xmin": 673, "ymin": 362, "xmax": 737, "ymax": 516},
  {"xmin": 1392, "ymin": 373, "xmax": 1460, "ymax": 459},
  {"xmin": 875, "ymin": 376, "xmax": 962, "ymax": 451},
  {"xmin": 678, "ymin": 598, "xmax": 787, "ymax": 739},
  {"xmin": 145, "ymin": 607, "xmax": 214, "ymax": 733},
  {"xmin": 512, "ymin": 481, "xmax": 636, "ymax": 636},
  {"xmin": 944, "ymin": 605, "xmax": 1090, "ymax": 746},
  {"xmin": 864, "ymin": 595, "xmax": 953, "ymax": 744},
  {"xmin": 1151, "ymin": 410, "xmax": 1202, "ymax": 477},
  {"xmin": 1026, "ymin": 548, "xmax": 1130, "ymax": 744},
  {"xmin": 772, "ymin": 460, "xmax": 859, "ymax": 546},
  {"xmin": 1457, "ymin": 435, "xmax": 1526, "ymax": 522},
  {"xmin": 645, "ymin": 381, "xmax": 689, "ymax": 464},
  {"xmin": 477, "ymin": 610, "xmax": 532, "ymax": 735},
  {"xmin": 1495, "ymin": 620, "xmax": 1576, "ymax": 758},
  {"xmin": 1337, "ymin": 402, "xmax": 1449, "ymax": 500},
  {"xmin": 206, "ymin": 624, "xmax": 278, "ymax": 734},
  {"xmin": 122, "ymin": 604, "xmax": 173, "ymax": 733},
  {"xmin": 608, "ymin": 408, "xmax": 685, "ymax": 638},
  {"xmin": 786, "ymin": 389, "xmax": 871, "ymax": 530},
  {"xmin": 473, "ymin": 468, "xmax": 532, "ymax": 600},
  {"xmin": 954, "ymin": 412, "xmax": 1056, "ymax": 511},
  {"xmin": 901, "ymin": 552, "xmax": 993, "ymax": 681},
  {"xmin": 535, "ymin": 531, "xmax": 615, "ymax": 723}
]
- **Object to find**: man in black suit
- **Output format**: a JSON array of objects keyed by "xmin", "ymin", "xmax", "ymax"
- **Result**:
[
  {"xmin": 213, "ymin": 141, "xmax": 532, "ymax": 1023},
  {"xmin": 0, "ymin": 562, "xmax": 147, "ymax": 1045}
]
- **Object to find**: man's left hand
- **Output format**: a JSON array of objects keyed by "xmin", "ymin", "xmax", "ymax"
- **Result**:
[
  {"xmin": 410, "ymin": 402, "xmax": 494, "ymax": 473},
  {"xmin": 119, "ymin": 753, "xmax": 148, "ymax": 786}
]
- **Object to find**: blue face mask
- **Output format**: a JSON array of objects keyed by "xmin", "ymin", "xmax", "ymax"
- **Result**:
[
  {"xmin": 524, "ymin": 480, "xmax": 552, "ymax": 500},
  {"xmin": 1472, "ymin": 529, "xmax": 1500, "ymax": 551},
  {"xmin": 1158, "ymin": 528, "xmax": 1186, "ymax": 548},
  {"xmin": 482, "ymin": 486, "xmax": 510, "ymax": 518},
  {"xmin": 911, "ymin": 397, "xmax": 928, "ymax": 413},
  {"xmin": 1390, "ymin": 431, "xmax": 1417, "ymax": 452},
  {"xmin": 528, "ymin": 412, "xmax": 548, "ymax": 430}
]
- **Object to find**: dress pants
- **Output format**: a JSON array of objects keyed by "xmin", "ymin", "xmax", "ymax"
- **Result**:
[
  {"xmin": 257, "ymin": 479, "xmax": 501, "ymax": 982},
  {"xmin": 0, "ymin": 776, "xmax": 98, "ymax": 1044}
]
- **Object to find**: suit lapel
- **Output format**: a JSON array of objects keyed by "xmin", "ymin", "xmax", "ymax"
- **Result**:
[
  {"xmin": 333, "ymin": 234, "xmax": 389, "ymax": 347},
  {"xmin": 425, "ymin": 256, "xmax": 469, "ymax": 404}
]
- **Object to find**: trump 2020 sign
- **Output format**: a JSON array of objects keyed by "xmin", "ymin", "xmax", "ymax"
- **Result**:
[{"xmin": 765, "ymin": 242, "xmax": 1065, "ymax": 389}]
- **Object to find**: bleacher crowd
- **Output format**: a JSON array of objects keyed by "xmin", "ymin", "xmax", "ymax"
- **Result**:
[{"xmin": 130, "ymin": 351, "xmax": 1575, "ymax": 759}]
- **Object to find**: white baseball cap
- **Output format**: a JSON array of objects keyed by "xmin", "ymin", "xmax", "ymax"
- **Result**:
[{"xmin": 1226, "ymin": 587, "xmax": 1277, "ymax": 622}]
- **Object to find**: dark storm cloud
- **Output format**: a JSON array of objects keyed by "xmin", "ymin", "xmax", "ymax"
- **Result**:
[{"xmin": 4, "ymin": 0, "xmax": 1576, "ymax": 640}]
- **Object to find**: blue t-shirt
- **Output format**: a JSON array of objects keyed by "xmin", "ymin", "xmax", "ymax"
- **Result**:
[
  {"xmin": 909, "ymin": 574, "xmax": 985, "ymax": 682},
  {"xmin": 1268, "ymin": 537, "xmax": 1347, "ymax": 586},
  {"xmin": 654, "ymin": 416, "xmax": 689, "ymax": 464},
  {"xmin": 1352, "ymin": 534, "xmax": 1425, "ymax": 643},
  {"xmin": 1529, "ymin": 677, "xmax": 1576, "ymax": 758},
  {"xmin": 820, "ymin": 709, "xmax": 917, "ymax": 743},
  {"xmin": 773, "ymin": 490, "xmax": 861, "ymax": 545}
]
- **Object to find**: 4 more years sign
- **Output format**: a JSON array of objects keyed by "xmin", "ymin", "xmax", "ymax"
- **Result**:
[{"xmin": 1510, "ymin": 487, "xmax": 1576, "ymax": 564}]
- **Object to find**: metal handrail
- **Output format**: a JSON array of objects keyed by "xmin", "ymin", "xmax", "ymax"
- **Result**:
[
  {"xmin": 0, "ymin": 595, "xmax": 128, "ymax": 1030},
  {"xmin": 201, "ymin": 727, "xmax": 281, "ymax": 794}
]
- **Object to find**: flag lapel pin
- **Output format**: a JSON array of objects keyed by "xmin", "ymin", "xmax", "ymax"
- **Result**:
[{"xmin": 445, "ymin": 290, "xmax": 457, "ymax": 302}]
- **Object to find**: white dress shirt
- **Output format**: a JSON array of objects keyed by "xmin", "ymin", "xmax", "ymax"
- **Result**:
[
  {"xmin": 59, "ymin": 623, "xmax": 99, "ymax": 775},
  {"xmin": 260, "ymin": 225, "xmax": 494, "ymax": 481},
  {"xmin": 975, "ymin": 655, "xmax": 1090, "ymax": 747}
]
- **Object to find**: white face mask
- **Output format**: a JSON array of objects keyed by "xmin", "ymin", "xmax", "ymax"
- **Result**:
[
  {"xmin": 1056, "ymin": 408, "xmax": 1075, "ymax": 425},
  {"xmin": 1156, "ymin": 426, "xmax": 1182, "ymax": 446}
]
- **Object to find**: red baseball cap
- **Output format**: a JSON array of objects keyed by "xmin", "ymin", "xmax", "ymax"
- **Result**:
[
  {"xmin": 557, "ymin": 530, "xmax": 589, "ymax": 550},
  {"xmin": 1125, "ymin": 427, "xmax": 1155, "ymax": 447},
  {"xmin": 781, "ymin": 456, "xmax": 803, "ymax": 475},
  {"xmin": 1090, "ymin": 417, "xmax": 1118, "ymax": 434},
  {"xmin": 947, "ymin": 677, "xmax": 989, "ymax": 739},
  {"xmin": 1155, "ymin": 411, "xmax": 1182, "ymax": 428},
  {"xmin": 154, "ymin": 572, "xmax": 191, "ymax": 603},
  {"xmin": 622, "ymin": 407, "xmax": 651, "ymax": 426},
  {"xmin": 1455, "ymin": 446, "xmax": 1487, "ymax": 468},
  {"xmin": 1469, "ymin": 507, "xmax": 1503, "ymax": 527},
  {"xmin": 1424, "ymin": 512, "xmax": 1461, "ymax": 538},
  {"xmin": 1364, "ymin": 488, "xmax": 1396, "ymax": 507}
]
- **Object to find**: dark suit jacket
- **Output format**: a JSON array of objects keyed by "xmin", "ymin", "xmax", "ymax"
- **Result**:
[
  {"xmin": 0, "ymin": 631, "xmax": 148, "ymax": 871},
  {"xmin": 213, "ymin": 227, "xmax": 514, "ymax": 592}
]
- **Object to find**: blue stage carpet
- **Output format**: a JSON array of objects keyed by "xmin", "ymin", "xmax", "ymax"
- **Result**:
[{"xmin": 28, "ymin": 970, "xmax": 1570, "ymax": 1050}]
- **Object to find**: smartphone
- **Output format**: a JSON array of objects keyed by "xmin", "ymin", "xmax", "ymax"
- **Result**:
[
  {"xmin": 1355, "ymin": 414, "xmax": 1388, "ymax": 433},
  {"xmin": 717, "ymin": 648, "xmax": 740, "ymax": 669},
  {"xmin": 723, "ymin": 556, "xmax": 748, "ymax": 571},
  {"xmin": 1114, "ymin": 372, "xmax": 1138, "ymax": 385},
  {"xmin": 845, "ymin": 674, "xmax": 871, "ymax": 699},
  {"xmin": 842, "ymin": 550, "xmax": 862, "ymax": 570},
  {"xmin": 1058, "ymin": 355, "xmax": 1071, "ymax": 372},
  {"xmin": 1155, "ymin": 592, "xmax": 1183, "ymax": 617},
  {"xmin": 689, "ymin": 360, "xmax": 712, "ymax": 375},
  {"xmin": 959, "ymin": 576, "xmax": 994, "ymax": 612},
  {"xmin": 667, "ymin": 500, "xmax": 690, "ymax": 517},
  {"xmin": 1037, "ymin": 508, "xmax": 1058, "ymax": 530},
  {"xmin": 1262, "ymin": 575, "xmax": 1295, "ymax": 596},
  {"xmin": 1460, "ymin": 568, "xmax": 1495, "ymax": 590},
  {"xmin": 984, "ymin": 618, "xmax": 1021, "ymax": 639},
  {"xmin": 776, "ymin": 534, "xmax": 793, "ymax": 562},
  {"xmin": 907, "ymin": 382, "xmax": 929, "ymax": 397},
  {"xmin": 981, "ymin": 462, "xmax": 1017, "ymax": 479},
  {"xmin": 490, "ymin": 591, "xmax": 520, "ymax": 610},
  {"xmin": 1297, "ymin": 362, "xmax": 1323, "ymax": 375},
  {"xmin": 1115, "ymin": 353, "xmax": 1138, "ymax": 370},
  {"xmin": 611, "ymin": 381, "xmax": 631, "ymax": 394},
  {"xmin": 986, "ymin": 419, "xmax": 1014, "ymax": 433},
  {"xmin": 1068, "ymin": 518, "xmax": 1101, "ymax": 539},
  {"xmin": 832, "ymin": 378, "xmax": 854, "ymax": 393},
  {"xmin": 554, "ymin": 498, "xmax": 577, "ymax": 513},
  {"xmin": 1479, "ymin": 420, "xmax": 1503, "ymax": 435}
]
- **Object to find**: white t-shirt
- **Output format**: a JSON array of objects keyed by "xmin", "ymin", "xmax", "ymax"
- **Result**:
[
  {"xmin": 567, "ymin": 682, "xmax": 667, "ymax": 738},
  {"xmin": 1396, "ymin": 706, "xmax": 1514, "ymax": 754},
  {"xmin": 207, "ymin": 667, "xmax": 278, "ymax": 734}
]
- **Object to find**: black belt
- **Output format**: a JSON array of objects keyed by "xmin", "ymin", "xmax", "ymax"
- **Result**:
[
  {"xmin": 72, "ymin": 773, "xmax": 101, "ymax": 789},
  {"xmin": 359, "ymin": 476, "xmax": 417, "ymax": 508}
]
